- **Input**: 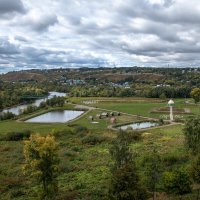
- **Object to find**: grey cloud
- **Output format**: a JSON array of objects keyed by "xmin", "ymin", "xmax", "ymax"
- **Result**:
[
  {"xmin": 2, "ymin": 0, "xmax": 200, "ymax": 71},
  {"xmin": 14, "ymin": 36, "xmax": 28, "ymax": 42},
  {"xmin": 30, "ymin": 14, "xmax": 58, "ymax": 32},
  {"xmin": 0, "ymin": 38, "xmax": 20, "ymax": 54},
  {"xmin": 0, "ymin": 0, "xmax": 26, "ymax": 16}
]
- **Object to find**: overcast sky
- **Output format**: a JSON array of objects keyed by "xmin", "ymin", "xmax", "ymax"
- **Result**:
[{"xmin": 0, "ymin": 0, "xmax": 200, "ymax": 72}]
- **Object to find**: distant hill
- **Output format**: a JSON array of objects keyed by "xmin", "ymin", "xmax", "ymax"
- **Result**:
[
  {"xmin": 0, "ymin": 68, "xmax": 165, "ymax": 83},
  {"xmin": 0, "ymin": 71, "xmax": 47, "ymax": 82}
]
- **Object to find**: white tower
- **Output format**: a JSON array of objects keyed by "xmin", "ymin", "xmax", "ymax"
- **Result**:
[{"xmin": 168, "ymin": 99, "xmax": 174, "ymax": 122}]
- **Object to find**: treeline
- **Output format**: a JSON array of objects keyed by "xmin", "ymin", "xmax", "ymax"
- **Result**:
[
  {"xmin": 145, "ymin": 86, "xmax": 191, "ymax": 98},
  {"xmin": 70, "ymin": 86, "xmax": 135, "ymax": 97},
  {"xmin": 0, "ymin": 96, "xmax": 65, "ymax": 120},
  {"xmin": 0, "ymin": 82, "xmax": 47, "ymax": 110},
  {"xmin": 69, "ymin": 85, "xmax": 191, "ymax": 98},
  {"xmin": 21, "ymin": 96, "xmax": 65, "ymax": 115}
]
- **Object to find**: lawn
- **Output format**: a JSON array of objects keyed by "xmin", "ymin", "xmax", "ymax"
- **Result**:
[{"xmin": 73, "ymin": 109, "xmax": 140, "ymax": 131}]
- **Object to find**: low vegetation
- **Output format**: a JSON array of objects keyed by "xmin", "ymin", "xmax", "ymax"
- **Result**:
[{"xmin": 2, "ymin": 67, "xmax": 200, "ymax": 199}]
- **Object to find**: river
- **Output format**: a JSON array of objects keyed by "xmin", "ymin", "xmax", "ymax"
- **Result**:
[{"xmin": 2, "ymin": 92, "xmax": 66, "ymax": 115}]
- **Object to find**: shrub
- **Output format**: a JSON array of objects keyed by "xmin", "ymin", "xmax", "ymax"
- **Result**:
[
  {"xmin": 81, "ymin": 134, "xmax": 108, "ymax": 145},
  {"xmin": 162, "ymin": 153, "xmax": 189, "ymax": 166},
  {"xmin": 21, "ymin": 105, "xmax": 38, "ymax": 114},
  {"xmin": 23, "ymin": 134, "xmax": 60, "ymax": 200},
  {"xmin": 71, "ymin": 146, "xmax": 81, "ymax": 152},
  {"xmin": 73, "ymin": 125, "xmax": 88, "ymax": 134},
  {"xmin": 10, "ymin": 189, "xmax": 25, "ymax": 198},
  {"xmin": 58, "ymin": 191, "xmax": 79, "ymax": 200},
  {"xmin": 184, "ymin": 116, "xmax": 200, "ymax": 154},
  {"xmin": 126, "ymin": 130, "xmax": 142, "ymax": 142},
  {"xmin": 162, "ymin": 168, "xmax": 192, "ymax": 196},
  {"xmin": 0, "ymin": 130, "xmax": 31, "ymax": 141},
  {"xmin": 52, "ymin": 129, "xmax": 73, "ymax": 138},
  {"xmin": 159, "ymin": 118, "xmax": 164, "ymax": 125},
  {"xmin": 0, "ymin": 111, "xmax": 16, "ymax": 121},
  {"xmin": 60, "ymin": 162, "xmax": 75, "ymax": 173}
]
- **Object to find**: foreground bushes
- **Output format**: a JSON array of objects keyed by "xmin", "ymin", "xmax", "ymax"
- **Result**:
[
  {"xmin": 81, "ymin": 134, "xmax": 108, "ymax": 145},
  {"xmin": 163, "ymin": 168, "xmax": 192, "ymax": 196},
  {"xmin": 0, "ymin": 130, "xmax": 31, "ymax": 141}
]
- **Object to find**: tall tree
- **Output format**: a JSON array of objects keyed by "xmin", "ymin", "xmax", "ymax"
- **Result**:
[
  {"xmin": 23, "ymin": 134, "xmax": 60, "ymax": 200},
  {"xmin": 144, "ymin": 147, "xmax": 162, "ymax": 200},
  {"xmin": 109, "ymin": 131, "xmax": 147, "ymax": 200},
  {"xmin": 184, "ymin": 116, "xmax": 200, "ymax": 154},
  {"xmin": 190, "ymin": 154, "xmax": 200, "ymax": 200},
  {"xmin": 191, "ymin": 88, "xmax": 200, "ymax": 103}
]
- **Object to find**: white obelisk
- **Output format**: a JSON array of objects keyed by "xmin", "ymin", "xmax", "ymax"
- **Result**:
[{"xmin": 168, "ymin": 99, "xmax": 174, "ymax": 122}]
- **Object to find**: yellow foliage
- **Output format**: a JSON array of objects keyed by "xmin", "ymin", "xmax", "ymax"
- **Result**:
[{"xmin": 23, "ymin": 133, "xmax": 59, "ymax": 197}]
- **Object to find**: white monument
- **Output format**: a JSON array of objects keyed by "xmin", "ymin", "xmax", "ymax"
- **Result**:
[{"xmin": 168, "ymin": 99, "xmax": 174, "ymax": 122}]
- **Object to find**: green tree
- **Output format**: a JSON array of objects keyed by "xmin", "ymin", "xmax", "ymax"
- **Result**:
[
  {"xmin": 109, "ymin": 131, "xmax": 147, "ymax": 200},
  {"xmin": 190, "ymin": 154, "xmax": 200, "ymax": 200},
  {"xmin": 0, "ymin": 96, "xmax": 3, "ymax": 110},
  {"xmin": 163, "ymin": 168, "xmax": 192, "ymax": 200},
  {"xmin": 23, "ymin": 134, "xmax": 60, "ymax": 200},
  {"xmin": 191, "ymin": 88, "xmax": 200, "ymax": 103},
  {"xmin": 159, "ymin": 93, "xmax": 166, "ymax": 100},
  {"xmin": 144, "ymin": 147, "xmax": 162, "ymax": 200},
  {"xmin": 184, "ymin": 116, "xmax": 200, "ymax": 154}
]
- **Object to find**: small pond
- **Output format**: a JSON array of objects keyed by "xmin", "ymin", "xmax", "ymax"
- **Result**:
[
  {"xmin": 26, "ymin": 110, "xmax": 84, "ymax": 123},
  {"xmin": 118, "ymin": 121, "xmax": 159, "ymax": 130}
]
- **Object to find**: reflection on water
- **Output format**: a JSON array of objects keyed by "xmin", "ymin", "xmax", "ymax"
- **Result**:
[
  {"xmin": 119, "ymin": 121, "xmax": 159, "ymax": 130},
  {"xmin": 26, "ymin": 110, "xmax": 84, "ymax": 123},
  {"xmin": 2, "ymin": 92, "xmax": 66, "ymax": 115}
]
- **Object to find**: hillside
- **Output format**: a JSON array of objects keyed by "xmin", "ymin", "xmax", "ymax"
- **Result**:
[{"xmin": 0, "ymin": 71, "xmax": 47, "ymax": 82}]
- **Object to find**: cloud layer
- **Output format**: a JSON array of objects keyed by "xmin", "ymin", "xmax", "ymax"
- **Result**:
[{"xmin": 0, "ymin": 0, "xmax": 200, "ymax": 72}]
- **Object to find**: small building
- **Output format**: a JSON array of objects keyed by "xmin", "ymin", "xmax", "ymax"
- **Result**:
[
  {"xmin": 101, "ymin": 112, "xmax": 109, "ymax": 117},
  {"xmin": 110, "ymin": 112, "xmax": 114, "ymax": 116},
  {"xmin": 110, "ymin": 117, "xmax": 117, "ymax": 124},
  {"xmin": 117, "ymin": 112, "xmax": 121, "ymax": 116},
  {"xmin": 88, "ymin": 116, "xmax": 94, "ymax": 121},
  {"xmin": 96, "ymin": 114, "xmax": 101, "ymax": 119}
]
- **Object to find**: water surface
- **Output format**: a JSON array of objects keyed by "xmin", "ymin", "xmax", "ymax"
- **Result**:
[
  {"xmin": 2, "ymin": 92, "xmax": 66, "ymax": 115},
  {"xmin": 119, "ymin": 121, "xmax": 159, "ymax": 130},
  {"xmin": 26, "ymin": 110, "xmax": 84, "ymax": 123}
]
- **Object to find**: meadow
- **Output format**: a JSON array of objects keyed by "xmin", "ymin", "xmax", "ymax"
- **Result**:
[{"xmin": 0, "ymin": 97, "xmax": 199, "ymax": 199}]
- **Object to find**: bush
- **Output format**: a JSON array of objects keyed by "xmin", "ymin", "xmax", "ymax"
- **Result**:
[
  {"xmin": 52, "ymin": 129, "xmax": 73, "ymax": 138},
  {"xmin": 21, "ymin": 105, "xmax": 38, "ymax": 114},
  {"xmin": 73, "ymin": 125, "xmax": 88, "ymax": 134},
  {"xmin": 10, "ymin": 189, "xmax": 25, "ymax": 198},
  {"xmin": 162, "ymin": 153, "xmax": 188, "ymax": 166},
  {"xmin": 81, "ymin": 134, "xmax": 108, "ymax": 145},
  {"xmin": 0, "ymin": 130, "xmax": 31, "ymax": 141},
  {"xmin": 126, "ymin": 130, "xmax": 142, "ymax": 142},
  {"xmin": 162, "ymin": 168, "xmax": 192, "ymax": 196},
  {"xmin": 58, "ymin": 191, "xmax": 79, "ymax": 200},
  {"xmin": 0, "ymin": 111, "xmax": 16, "ymax": 121},
  {"xmin": 159, "ymin": 118, "xmax": 164, "ymax": 125},
  {"xmin": 60, "ymin": 162, "xmax": 75, "ymax": 173}
]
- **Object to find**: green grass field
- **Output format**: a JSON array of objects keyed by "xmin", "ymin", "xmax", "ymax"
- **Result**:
[{"xmin": 0, "ymin": 97, "xmax": 199, "ymax": 199}]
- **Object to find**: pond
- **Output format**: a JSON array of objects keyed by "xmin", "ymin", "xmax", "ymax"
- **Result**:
[
  {"xmin": 2, "ymin": 91, "xmax": 66, "ymax": 115},
  {"xmin": 118, "ymin": 121, "xmax": 159, "ymax": 130},
  {"xmin": 26, "ymin": 110, "xmax": 84, "ymax": 123}
]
